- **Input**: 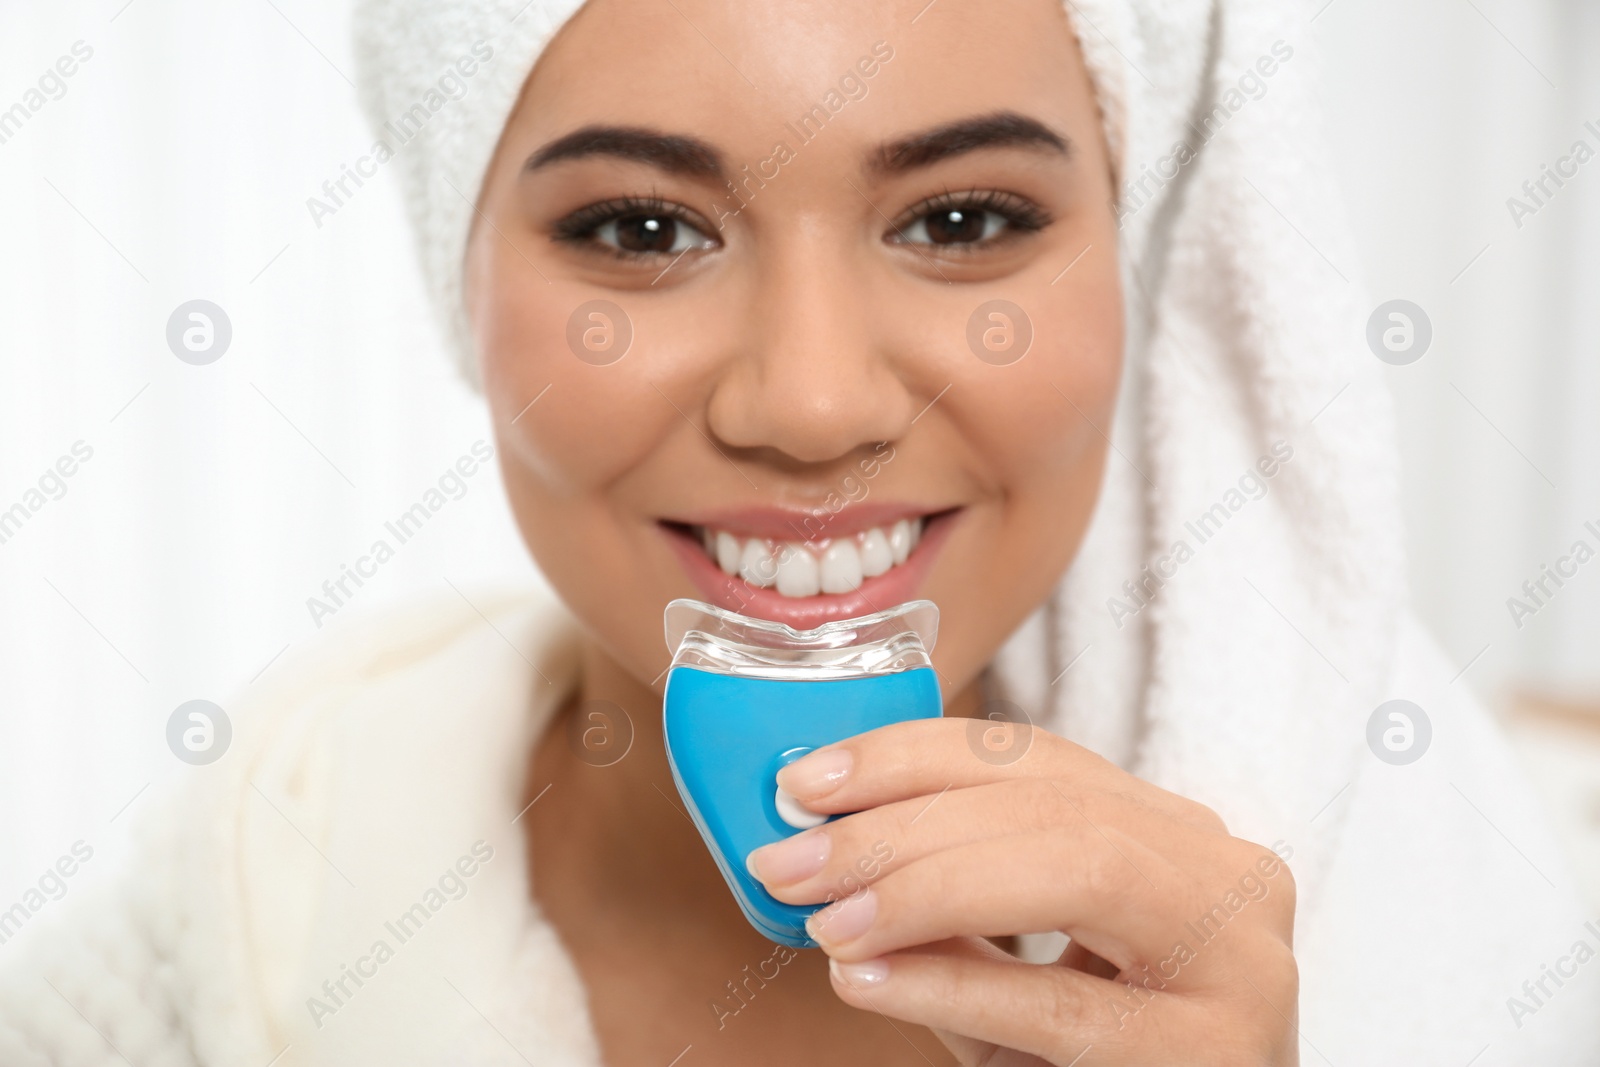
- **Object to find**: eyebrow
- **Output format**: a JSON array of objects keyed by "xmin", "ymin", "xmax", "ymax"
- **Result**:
[
  {"xmin": 522, "ymin": 111, "xmax": 1070, "ymax": 182},
  {"xmin": 524, "ymin": 125, "xmax": 725, "ymax": 178},
  {"xmin": 874, "ymin": 112, "xmax": 1071, "ymax": 173}
]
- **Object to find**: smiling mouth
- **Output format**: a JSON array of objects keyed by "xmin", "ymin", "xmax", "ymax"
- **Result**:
[
  {"xmin": 659, "ymin": 507, "xmax": 956, "ymax": 624},
  {"xmin": 688, "ymin": 517, "xmax": 924, "ymax": 598}
]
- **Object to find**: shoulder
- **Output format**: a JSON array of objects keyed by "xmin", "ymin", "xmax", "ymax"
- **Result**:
[{"xmin": 0, "ymin": 586, "xmax": 582, "ymax": 1066}]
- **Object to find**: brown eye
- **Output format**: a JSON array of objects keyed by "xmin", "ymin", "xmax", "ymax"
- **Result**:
[
  {"xmin": 892, "ymin": 192, "xmax": 1044, "ymax": 249},
  {"xmin": 552, "ymin": 196, "xmax": 722, "ymax": 260},
  {"xmin": 584, "ymin": 211, "xmax": 716, "ymax": 257},
  {"xmin": 923, "ymin": 208, "xmax": 990, "ymax": 245},
  {"xmin": 614, "ymin": 215, "xmax": 678, "ymax": 253}
]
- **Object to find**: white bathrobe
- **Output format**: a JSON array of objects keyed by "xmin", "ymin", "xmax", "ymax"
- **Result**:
[{"xmin": 1, "ymin": 587, "xmax": 1595, "ymax": 1066}]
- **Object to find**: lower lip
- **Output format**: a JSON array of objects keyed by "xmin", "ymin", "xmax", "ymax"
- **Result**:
[{"xmin": 661, "ymin": 513, "xmax": 958, "ymax": 629}]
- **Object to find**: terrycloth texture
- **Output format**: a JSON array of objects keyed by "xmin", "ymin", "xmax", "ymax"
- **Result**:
[
  {"xmin": 0, "ymin": 592, "xmax": 600, "ymax": 1067},
  {"xmin": 0, "ymin": 594, "xmax": 1595, "ymax": 1065},
  {"xmin": 1010, "ymin": 0, "xmax": 1411, "ymax": 922},
  {"xmin": 350, "ymin": 0, "xmax": 587, "ymax": 373}
]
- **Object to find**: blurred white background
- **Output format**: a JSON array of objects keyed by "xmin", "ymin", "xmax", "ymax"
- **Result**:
[{"xmin": 2, "ymin": 0, "xmax": 1597, "ymax": 905}]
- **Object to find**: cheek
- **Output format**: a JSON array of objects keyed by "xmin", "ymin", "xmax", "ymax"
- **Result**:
[
  {"xmin": 943, "ymin": 268, "xmax": 1124, "ymax": 487},
  {"xmin": 476, "ymin": 270, "xmax": 680, "ymax": 497},
  {"xmin": 920, "ymin": 278, "xmax": 1121, "ymax": 687},
  {"xmin": 473, "ymin": 272, "xmax": 686, "ymax": 677},
  {"xmin": 1031, "ymin": 255, "xmax": 1124, "ymax": 407}
]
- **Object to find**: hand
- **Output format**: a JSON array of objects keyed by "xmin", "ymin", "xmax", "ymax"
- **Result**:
[{"xmin": 746, "ymin": 718, "xmax": 1300, "ymax": 1066}]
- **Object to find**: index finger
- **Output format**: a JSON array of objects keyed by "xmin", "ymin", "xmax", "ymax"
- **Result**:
[
  {"xmin": 777, "ymin": 717, "xmax": 1224, "ymax": 836},
  {"xmin": 777, "ymin": 716, "xmax": 1104, "ymax": 812}
]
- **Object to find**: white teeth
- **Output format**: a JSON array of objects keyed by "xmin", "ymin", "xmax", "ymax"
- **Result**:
[
  {"xmin": 858, "ymin": 528, "xmax": 893, "ymax": 578},
  {"xmin": 775, "ymin": 544, "xmax": 821, "ymax": 597},
  {"xmin": 739, "ymin": 539, "xmax": 777, "ymax": 588},
  {"xmin": 697, "ymin": 517, "xmax": 926, "ymax": 599},
  {"xmin": 889, "ymin": 519, "xmax": 913, "ymax": 566},
  {"xmin": 715, "ymin": 530, "xmax": 742, "ymax": 575},
  {"xmin": 819, "ymin": 539, "xmax": 864, "ymax": 594}
]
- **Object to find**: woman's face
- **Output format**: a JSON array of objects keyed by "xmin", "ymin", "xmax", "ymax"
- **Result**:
[{"xmin": 466, "ymin": 0, "xmax": 1122, "ymax": 699}]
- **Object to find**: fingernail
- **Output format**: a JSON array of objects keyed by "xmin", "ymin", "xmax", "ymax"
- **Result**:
[
  {"xmin": 747, "ymin": 830, "xmax": 830, "ymax": 885},
  {"xmin": 806, "ymin": 887, "xmax": 876, "ymax": 946},
  {"xmin": 778, "ymin": 747, "xmax": 852, "ymax": 800},
  {"xmin": 829, "ymin": 956, "xmax": 889, "ymax": 987}
]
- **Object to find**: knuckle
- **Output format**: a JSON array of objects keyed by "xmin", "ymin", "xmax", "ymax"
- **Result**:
[
  {"xmin": 1073, "ymin": 835, "xmax": 1132, "ymax": 902},
  {"xmin": 1246, "ymin": 843, "xmax": 1297, "ymax": 919},
  {"xmin": 1274, "ymin": 864, "xmax": 1298, "ymax": 918},
  {"xmin": 1183, "ymin": 799, "xmax": 1229, "ymax": 835},
  {"xmin": 1035, "ymin": 776, "xmax": 1112, "ymax": 830},
  {"xmin": 1225, "ymin": 840, "xmax": 1297, "ymax": 919},
  {"xmin": 1014, "ymin": 776, "xmax": 1071, "ymax": 828},
  {"xmin": 1274, "ymin": 853, "xmax": 1297, "ymax": 895},
  {"xmin": 1264, "ymin": 938, "xmax": 1300, "ymax": 1002},
  {"xmin": 1035, "ymin": 972, "xmax": 1093, "ymax": 1047},
  {"xmin": 1233, "ymin": 931, "xmax": 1299, "ymax": 1010},
  {"xmin": 1181, "ymin": 977, "xmax": 1297, "ymax": 1067}
]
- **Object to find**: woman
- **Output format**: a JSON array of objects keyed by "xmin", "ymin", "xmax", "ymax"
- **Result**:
[{"xmin": 3, "ymin": 0, "xmax": 1594, "ymax": 1064}]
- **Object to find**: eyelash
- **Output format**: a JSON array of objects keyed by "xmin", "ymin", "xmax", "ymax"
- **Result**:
[
  {"xmin": 552, "ymin": 194, "xmax": 669, "ymax": 239},
  {"xmin": 548, "ymin": 188, "xmax": 1052, "ymax": 260},
  {"xmin": 888, "ymin": 189, "xmax": 1053, "ymax": 249},
  {"xmin": 550, "ymin": 195, "xmax": 719, "ymax": 259}
]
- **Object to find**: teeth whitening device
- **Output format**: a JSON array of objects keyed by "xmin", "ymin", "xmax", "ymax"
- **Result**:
[{"xmin": 662, "ymin": 598, "xmax": 943, "ymax": 948}]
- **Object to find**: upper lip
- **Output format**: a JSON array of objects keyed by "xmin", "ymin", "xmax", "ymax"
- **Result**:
[{"xmin": 663, "ymin": 503, "xmax": 952, "ymax": 544}]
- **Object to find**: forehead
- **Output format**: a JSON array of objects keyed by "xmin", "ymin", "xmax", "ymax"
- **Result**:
[{"xmin": 520, "ymin": 0, "xmax": 1089, "ymax": 157}]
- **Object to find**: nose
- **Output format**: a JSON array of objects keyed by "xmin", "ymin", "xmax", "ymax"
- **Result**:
[{"xmin": 705, "ymin": 237, "xmax": 916, "ymax": 465}]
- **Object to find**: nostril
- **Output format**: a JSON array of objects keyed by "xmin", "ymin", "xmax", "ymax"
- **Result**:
[{"xmin": 704, "ymin": 372, "xmax": 915, "ymax": 467}]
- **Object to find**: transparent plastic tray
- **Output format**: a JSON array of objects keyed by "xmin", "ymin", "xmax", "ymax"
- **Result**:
[{"xmin": 664, "ymin": 598, "xmax": 938, "ymax": 681}]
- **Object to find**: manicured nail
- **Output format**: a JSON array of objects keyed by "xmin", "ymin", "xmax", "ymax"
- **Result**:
[
  {"xmin": 829, "ymin": 956, "xmax": 889, "ymax": 987},
  {"xmin": 806, "ymin": 887, "xmax": 876, "ymax": 946},
  {"xmin": 747, "ymin": 830, "xmax": 830, "ymax": 885},
  {"xmin": 778, "ymin": 747, "xmax": 852, "ymax": 800}
]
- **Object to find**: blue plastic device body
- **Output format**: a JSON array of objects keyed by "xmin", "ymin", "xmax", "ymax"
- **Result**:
[{"xmin": 661, "ymin": 599, "xmax": 942, "ymax": 948}]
